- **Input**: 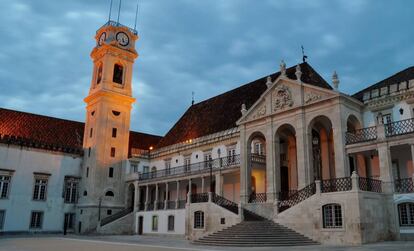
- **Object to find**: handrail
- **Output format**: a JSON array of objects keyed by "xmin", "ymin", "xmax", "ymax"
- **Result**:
[
  {"xmin": 100, "ymin": 207, "xmax": 133, "ymax": 226},
  {"xmin": 248, "ymin": 192, "xmax": 267, "ymax": 203},
  {"xmin": 358, "ymin": 177, "xmax": 382, "ymax": 193},
  {"xmin": 212, "ymin": 193, "xmax": 238, "ymax": 214},
  {"xmin": 190, "ymin": 193, "xmax": 209, "ymax": 203},
  {"xmin": 321, "ymin": 177, "xmax": 352, "ymax": 193},
  {"xmin": 345, "ymin": 126, "xmax": 377, "ymax": 144},
  {"xmin": 139, "ymin": 154, "xmax": 240, "ymax": 181},
  {"xmin": 385, "ymin": 118, "xmax": 414, "ymax": 137},
  {"xmin": 395, "ymin": 178, "xmax": 414, "ymax": 194},
  {"xmin": 278, "ymin": 183, "xmax": 316, "ymax": 212}
]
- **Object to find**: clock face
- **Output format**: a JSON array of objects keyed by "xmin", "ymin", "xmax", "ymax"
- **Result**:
[
  {"xmin": 116, "ymin": 32, "xmax": 129, "ymax": 46},
  {"xmin": 98, "ymin": 32, "xmax": 106, "ymax": 46}
]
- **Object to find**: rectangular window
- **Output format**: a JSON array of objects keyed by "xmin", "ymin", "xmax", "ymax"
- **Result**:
[
  {"xmin": 131, "ymin": 163, "xmax": 138, "ymax": 173},
  {"xmin": 184, "ymin": 157, "xmax": 191, "ymax": 172},
  {"xmin": 0, "ymin": 175, "xmax": 11, "ymax": 199},
  {"xmin": 152, "ymin": 215, "xmax": 158, "ymax": 231},
  {"xmin": 227, "ymin": 148, "xmax": 236, "ymax": 164},
  {"xmin": 0, "ymin": 210, "xmax": 5, "ymax": 229},
  {"xmin": 89, "ymin": 128, "xmax": 93, "ymax": 138},
  {"xmin": 204, "ymin": 153, "xmax": 212, "ymax": 169},
  {"xmin": 64, "ymin": 178, "xmax": 78, "ymax": 203},
  {"xmin": 86, "ymin": 167, "xmax": 89, "ymax": 178},
  {"xmin": 107, "ymin": 210, "xmax": 112, "ymax": 216},
  {"xmin": 30, "ymin": 211, "xmax": 43, "ymax": 229},
  {"xmin": 64, "ymin": 213, "xmax": 75, "ymax": 230},
  {"xmin": 323, "ymin": 204, "xmax": 342, "ymax": 228},
  {"xmin": 194, "ymin": 211, "xmax": 204, "ymax": 229},
  {"xmin": 399, "ymin": 203, "xmax": 414, "ymax": 226},
  {"xmin": 88, "ymin": 147, "xmax": 91, "ymax": 157},
  {"xmin": 112, "ymin": 128, "xmax": 117, "ymax": 138},
  {"xmin": 110, "ymin": 147, "xmax": 116, "ymax": 157},
  {"xmin": 382, "ymin": 113, "xmax": 392, "ymax": 124},
  {"xmin": 109, "ymin": 167, "xmax": 114, "ymax": 178},
  {"xmin": 168, "ymin": 215, "xmax": 174, "ymax": 231},
  {"xmin": 33, "ymin": 178, "xmax": 48, "ymax": 201},
  {"xmin": 165, "ymin": 160, "xmax": 171, "ymax": 175}
]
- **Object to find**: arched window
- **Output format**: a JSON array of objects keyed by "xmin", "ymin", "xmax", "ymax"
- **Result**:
[
  {"xmin": 113, "ymin": 63, "xmax": 123, "ymax": 84},
  {"xmin": 322, "ymin": 204, "xmax": 342, "ymax": 228},
  {"xmin": 168, "ymin": 215, "xmax": 175, "ymax": 231},
  {"xmin": 398, "ymin": 203, "xmax": 414, "ymax": 226},
  {"xmin": 96, "ymin": 64, "xmax": 103, "ymax": 84},
  {"xmin": 151, "ymin": 167, "xmax": 157, "ymax": 178},
  {"xmin": 194, "ymin": 211, "xmax": 204, "ymax": 229},
  {"xmin": 105, "ymin": 191, "xmax": 114, "ymax": 197}
]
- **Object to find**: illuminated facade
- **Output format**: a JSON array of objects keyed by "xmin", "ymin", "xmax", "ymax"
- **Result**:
[{"xmin": 1, "ymin": 20, "xmax": 414, "ymax": 246}]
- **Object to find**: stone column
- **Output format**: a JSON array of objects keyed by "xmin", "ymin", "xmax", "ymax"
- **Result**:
[
  {"xmin": 154, "ymin": 183, "xmax": 159, "ymax": 210},
  {"xmin": 175, "ymin": 180, "xmax": 180, "ymax": 209},
  {"xmin": 187, "ymin": 179, "xmax": 192, "ymax": 205},
  {"xmin": 144, "ymin": 185, "xmax": 149, "ymax": 211},
  {"xmin": 274, "ymin": 137, "xmax": 281, "ymax": 199},
  {"xmin": 265, "ymin": 118, "xmax": 276, "ymax": 203},
  {"xmin": 332, "ymin": 114, "xmax": 347, "ymax": 178},
  {"xmin": 164, "ymin": 182, "xmax": 169, "ymax": 210},
  {"xmin": 295, "ymin": 113, "xmax": 309, "ymax": 189},
  {"xmin": 215, "ymin": 173, "xmax": 223, "ymax": 196},
  {"xmin": 240, "ymin": 125, "xmax": 250, "ymax": 203},
  {"xmin": 201, "ymin": 176, "xmax": 205, "ymax": 193},
  {"xmin": 134, "ymin": 181, "xmax": 140, "ymax": 212},
  {"xmin": 351, "ymin": 171, "xmax": 359, "ymax": 191},
  {"xmin": 378, "ymin": 143, "xmax": 394, "ymax": 193}
]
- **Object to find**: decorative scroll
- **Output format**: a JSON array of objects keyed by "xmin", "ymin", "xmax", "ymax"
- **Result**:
[{"xmin": 273, "ymin": 85, "xmax": 293, "ymax": 111}]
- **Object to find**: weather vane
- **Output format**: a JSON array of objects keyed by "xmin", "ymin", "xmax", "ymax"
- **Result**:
[{"xmin": 301, "ymin": 45, "xmax": 308, "ymax": 63}]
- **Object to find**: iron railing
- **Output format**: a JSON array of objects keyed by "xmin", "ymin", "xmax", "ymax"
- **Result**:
[
  {"xmin": 250, "ymin": 154, "xmax": 266, "ymax": 165},
  {"xmin": 156, "ymin": 201, "xmax": 165, "ymax": 210},
  {"xmin": 100, "ymin": 207, "xmax": 133, "ymax": 226},
  {"xmin": 359, "ymin": 177, "xmax": 382, "ymax": 193},
  {"xmin": 278, "ymin": 183, "xmax": 316, "ymax": 212},
  {"xmin": 345, "ymin": 126, "xmax": 377, "ymax": 144},
  {"xmin": 166, "ymin": 201, "xmax": 176, "ymax": 209},
  {"xmin": 278, "ymin": 190, "xmax": 298, "ymax": 201},
  {"xmin": 385, "ymin": 118, "xmax": 414, "ymax": 137},
  {"xmin": 190, "ymin": 193, "xmax": 209, "ymax": 203},
  {"xmin": 138, "ymin": 203, "xmax": 145, "ymax": 211},
  {"xmin": 321, "ymin": 177, "xmax": 352, "ymax": 193},
  {"xmin": 212, "ymin": 193, "xmax": 239, "ymax": 214},
  {"xmin": 177, "ymin": 200, "xmax": 186, "ymax": 209},
  {"xmin": 139, "ymin": 154, "xmax": 241, "ymax": 181},
  {"xmin": 395, "ymin": 178, "xmax": 414, "ymax": 194},
  {"xmin": 248, "ymin": 192, "xmax": 267, "ymax": 203},
  {"xmin": 147, "ymin": 202, "xmax": 154, "ymax": 211},
  {"xmin": 98, "ymin": 20, "xmax": 138, "ymax": 35}
]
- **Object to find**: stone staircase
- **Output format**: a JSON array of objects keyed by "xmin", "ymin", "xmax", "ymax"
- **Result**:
[{"xmin": 193, "ymin": 219, "xmax": 318, "ymax": 247}]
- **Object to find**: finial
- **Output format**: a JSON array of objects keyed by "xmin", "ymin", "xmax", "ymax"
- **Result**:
[
  {"xmin": 191, "ymin": 91, "xmax": 195, "ymax": 106},
  {"xmin": 301, "ymin": 45, "xmax": 308, "ymax": 63},
  {"xmin": 266, "ymin": 76, "xmax": 272, "ymax": 88},
  {"xmin": 332, "ymin": 71, "xmax": 339, "ymax": 91},
  {"xmin": 280, "ymin": 60, "xmax": 286, "ymax": 76},
  {"xmin": 241, "ymin": 103, "xmax": 247, "ymax": 115},
  {"xmin": 295, "ymin": 64, "xmax": 302, "ymax": 82}
]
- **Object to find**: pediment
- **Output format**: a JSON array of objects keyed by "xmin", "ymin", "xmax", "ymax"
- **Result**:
[{"xmin": 238, "ymin": 77, "xmax": 337, "ymax": 124}]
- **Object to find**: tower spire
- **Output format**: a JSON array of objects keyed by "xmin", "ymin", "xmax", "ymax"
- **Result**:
[{"xmin": 117, "ymin": 0, "xmax": 122, "ymax": 23}]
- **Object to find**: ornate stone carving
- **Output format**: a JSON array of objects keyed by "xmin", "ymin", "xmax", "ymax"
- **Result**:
[
  {"xmin": 305, "ymin": 92, "xmax": 322, "ymax": 104},
  {"xmin": 252, "ymin": 104, "xmax": 267, "ymax": 119},
  {"xmin": 273, "ymin": 85, "xmax": 293, "ymax": 111}
]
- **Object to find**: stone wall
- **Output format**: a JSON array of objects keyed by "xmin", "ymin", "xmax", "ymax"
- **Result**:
[{"xmin": 97, "ymin": 212, "xmax": 134, "ymax": 235}]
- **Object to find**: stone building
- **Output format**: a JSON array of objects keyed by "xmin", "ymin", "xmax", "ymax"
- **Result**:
[{"xmin": 1, "ymin": 20, "xmax": 414, "ymax": 246}]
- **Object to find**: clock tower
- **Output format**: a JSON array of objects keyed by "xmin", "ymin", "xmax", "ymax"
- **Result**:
[{"xmin": 77, "ymin": 21, "xmax": 138, "ymax": 233}]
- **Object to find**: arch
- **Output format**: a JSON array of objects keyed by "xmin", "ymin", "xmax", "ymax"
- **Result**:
[
  {"xmin": 246, "ymin": 131, "xmax": 267, "ymax": 202},
  {"xmin": 96, "ymin": 62, "xmax": 103, "ymax": 85},
  {"xmin": 275, "ymin": 124, "xmax": 298, "ymax": 196},
  {"xmin": 322, "ymin": 203, "xmax": 343, "ymax": 228},
  {"xmin": 127, "ymin": 183, "xmax": 135, "ymax": 209},
  {"xmin": 308, "ymin": 115, "xmax": 335, "ymax": 181},
  {"xmin": 113, "ymin": 62, "xmax": 124, "ymax": 84},
  {"xmin": 105, "ymin": 190, "xmax": 114, "ymax": 197},
  {"xmin": 346, "ymin": 114, "xmax": 362, "ymax": 132}
]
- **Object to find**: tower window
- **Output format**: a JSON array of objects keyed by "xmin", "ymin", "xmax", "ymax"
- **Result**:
[
  {"xmin": 96, "ymin": 64, "xmax": 103, "ymax": 84},
  {"xmin": 112, "ymin": 110, "xmax": 121, "ymax": 116},
  {"xmin": 109, "ymin": 167, "xmax": 114, "ymax": 178},
  {"xmin": 86, "ymin": 167, "xmax": 89, "ymax": 178},
  {"xmin": 90, "ymin": 128, "xmax": 93, "ymax": 138},
  {"xmin": 112, "ymin": 128, "xmax": 117, "ymax": 138},
  {"xmin": 105, "ymin": 191, "xmax": 114, "ymax": 197},
  {"xmin": 110, "ymin": 147, "xmax": 116, "ymax": 157},
  {"xmin": 83, "ymin": 191, "xmax": 87, "ymax": 196},
  {"xmin": 88, "ymin": 147, "xmax": 91, "ymax": 157},
  {"xmin": 113, "ymin": 64, "xmax": 123, "ymax": 84}
]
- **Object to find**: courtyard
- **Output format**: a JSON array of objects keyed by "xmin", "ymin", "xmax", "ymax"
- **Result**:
[{"xmin": 1, "ymin": 236, "xmax": 414, "ymax": 251}]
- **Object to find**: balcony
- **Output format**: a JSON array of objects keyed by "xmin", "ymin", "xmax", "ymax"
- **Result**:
[
  {"xmin": 138, "ymin": 154, "xmax": 241, "ymax": 182},
  {"xmin": 345, "ymin": 126, "xmax": 377, "ymax": 144},
  {"xmin": 385, "ymin": 118, "xmax": 414, "ymax": 137}
]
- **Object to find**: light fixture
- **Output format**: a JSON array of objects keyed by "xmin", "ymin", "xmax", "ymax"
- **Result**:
[
  {"xmin": 149, "ymin": 146, "xmax": 153, "ymax": 151},
  {"xmin": 312, "ymin": 136, "xmax": 319, "ymax": 146},
  {"xmin": 399, "ymin": 108, "xmax": 404, "ymax": 115}
]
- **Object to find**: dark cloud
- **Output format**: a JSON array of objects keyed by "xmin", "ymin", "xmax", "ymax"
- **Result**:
[{"xmin": 0, "ymin": 0, "xmax": 413, "ymax": 136}]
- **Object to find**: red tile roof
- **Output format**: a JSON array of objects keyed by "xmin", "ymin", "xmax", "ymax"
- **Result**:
[
  {"xmin": 0, "ymin": 108, "xmax": 162, "ymax": 155},
  {"xmin": 156, "ymin": 62, "xmax": 331, "ymax": 148}
]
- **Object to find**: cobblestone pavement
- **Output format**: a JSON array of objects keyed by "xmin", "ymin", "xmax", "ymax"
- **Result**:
[{"xmin": 1, "ymin": 235, "xmax": 414, "ymax": 251}]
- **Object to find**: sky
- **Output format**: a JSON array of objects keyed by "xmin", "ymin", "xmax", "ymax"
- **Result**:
[{"xmin": 0, "ymin": 0, "xmax": 413, "ymax": 136}]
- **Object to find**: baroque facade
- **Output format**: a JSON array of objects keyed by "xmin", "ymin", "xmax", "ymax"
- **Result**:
[{"xmin": 1, "ymin": 20, "xmax": 414, "ymax": 246}]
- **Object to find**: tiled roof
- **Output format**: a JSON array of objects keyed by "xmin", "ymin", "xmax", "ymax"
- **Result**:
[
  {"xmin": 352, "ymin": 66, "xmax": 414, "ymax": 101},
  {"xmin": 0, "ymin": 108, "xmax": 162, "ymax": 155},
  {"xmin": 156, "ymin": 62, "xmax": 331, "ymax": 148}
]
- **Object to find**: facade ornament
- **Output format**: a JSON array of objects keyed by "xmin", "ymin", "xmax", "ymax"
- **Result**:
[
  {"xmin": 241, "ymin": 103, "xmax": 247, "ymax": 115},
  {"xmin": 332, "ymin": 71, "xmax": 340, "ymax": 91},
  {"xmin": 305, "ymin": 92, "xmax": 322, "ymax": 104},
  {"xmin": 253, "ymin": 104, "xmax": 267, "ymax": 119},
  {"xmin": 280, "ymin": 60, "xmax": 286, "ymax": 77},
  {"xmin": 295, "ymin": 64, "xmax": 302, "ymax": 82},
  {"xmin": 273, "ymin": 85, "xmax": 294, "ymax": 111},
  {"xmin": 266, "ymin": 76, "xmax": 272, "ymax": 88}
]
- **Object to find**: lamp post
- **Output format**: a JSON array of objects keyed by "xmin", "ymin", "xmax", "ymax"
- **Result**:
[{"xmin": 312, "ymin": 136, "xmax": 321, "ymax": 180}]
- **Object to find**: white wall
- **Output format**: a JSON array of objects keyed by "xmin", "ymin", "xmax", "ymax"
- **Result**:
[
  {"xmin": 136, "ymin": 209, "xmax": 186, "ymax": 235},
  {"xmin": 363, "ymin": 100, "xmax": 413, "ymax": 127},
  {"xmin": 0, "ymin": 144, "xmax": 82, "ymax": 233}
]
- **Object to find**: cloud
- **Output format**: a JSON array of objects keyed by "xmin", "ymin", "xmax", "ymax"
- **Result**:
[{"xmin": 0, "ymin": 0, "xmax": 413, "ymax": 136}]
